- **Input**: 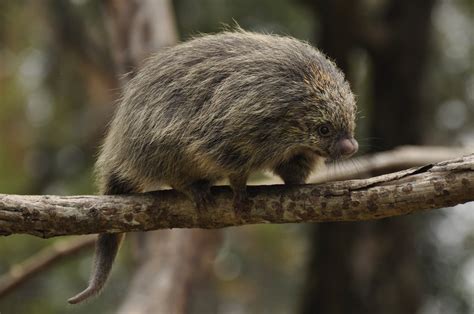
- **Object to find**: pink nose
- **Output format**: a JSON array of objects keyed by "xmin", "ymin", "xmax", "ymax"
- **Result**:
[{"xmin": 338, "ymin": 138, "xmax": 358, "ymax": 157}]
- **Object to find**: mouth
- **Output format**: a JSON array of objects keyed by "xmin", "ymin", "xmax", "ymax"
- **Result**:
[
  {"xmin": 310, "ymin": 148, "xmax": 330, "ymax": 158},
  {"xmin": 324, "ymin": 155, "xmax": 346, "ymax": 164}
]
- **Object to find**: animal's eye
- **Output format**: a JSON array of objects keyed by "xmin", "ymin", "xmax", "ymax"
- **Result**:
[{"xmin": 318, "ymin": 124, "xmax": 332, "ymax": 137}]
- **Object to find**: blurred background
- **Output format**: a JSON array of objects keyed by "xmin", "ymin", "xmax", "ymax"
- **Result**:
[{"xmin": 0, "ymin": 0, "xmax": 473, "ymax": 313}]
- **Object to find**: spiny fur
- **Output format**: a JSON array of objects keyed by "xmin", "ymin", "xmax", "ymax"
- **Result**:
[
  {"xmin": 97, "ymin": 30, "xmax": 356, "ymax": 192},
  {"xmin": 70, "ymin": 30, "xmax": 357, "ymax": 304}
]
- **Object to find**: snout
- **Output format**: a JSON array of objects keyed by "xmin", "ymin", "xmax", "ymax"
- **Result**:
[{"xmin": 336, "ymin": 138, "xmax": 358, "ymax": 158}]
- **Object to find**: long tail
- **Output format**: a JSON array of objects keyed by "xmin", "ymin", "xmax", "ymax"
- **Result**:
[
  {"xmin": 68, "ymin": 233, "xmax": 125, "ymax": 304},
  {"xmin": 68, "ymin": 173, "xmax": 136, "ymax": 304}
]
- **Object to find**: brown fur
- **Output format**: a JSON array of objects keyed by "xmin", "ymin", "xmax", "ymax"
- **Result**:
[{"xmin": 68, "ymin": 30, "xmax": 358, "ymax": 303}]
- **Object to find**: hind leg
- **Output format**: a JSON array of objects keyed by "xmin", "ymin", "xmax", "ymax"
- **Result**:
[
  {"xmin": 229, "ymin": 173, "xmax": 250, "ymax": 215},
  {"xmin": 273, "ymin": 153, "xmax": 316, "ymax": 185},
  {"xmin": 174, "ymin": 179, "xmax": 216, "ymax": 211}
]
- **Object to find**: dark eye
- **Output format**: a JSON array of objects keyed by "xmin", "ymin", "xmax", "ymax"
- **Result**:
[{"xmin": 318, "ymin": 124, "xmax": 332, "ymax": 137}]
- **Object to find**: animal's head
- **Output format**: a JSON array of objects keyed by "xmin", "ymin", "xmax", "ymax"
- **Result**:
[{"xmin": 294, "ymin": 54, "xmax": 358, "ymax": 160}]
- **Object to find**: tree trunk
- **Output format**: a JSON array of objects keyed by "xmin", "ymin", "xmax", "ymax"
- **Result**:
[
  {"xmin": 117, "ymin": 229, "xmax": 220, "ymax": 314},
  {"xmin": 301, "ymin": 1, "xmax": 436, "ymax": 313},
  {"xmin": 102, "ymin": 1, "xmax": 222, "ymax": 313}
]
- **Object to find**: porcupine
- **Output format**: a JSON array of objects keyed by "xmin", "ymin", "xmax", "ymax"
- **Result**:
[{"xmin": 68, "ymin": 30, "xmax": 358, "ymax": 304}]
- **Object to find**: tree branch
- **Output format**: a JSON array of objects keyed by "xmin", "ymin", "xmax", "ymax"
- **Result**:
[
  {"xmin": 0, "ymin": 236, "xmax": 95, "ymax": 298},
  {"xmin": 308, "ymin": 145, "xmax": 474, "ymax": 182},
  {"xmin": 254, "ymin": 145, "xmax": 473, "ymax": 185},
  {"xmin": 0, "ymin": 154, "xmax": 472, "ymax": 238}
]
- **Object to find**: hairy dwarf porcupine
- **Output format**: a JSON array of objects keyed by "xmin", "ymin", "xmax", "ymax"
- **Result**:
[{"xmin": 68, "ymin": 30, "xmax": 358, "ymax": 304}]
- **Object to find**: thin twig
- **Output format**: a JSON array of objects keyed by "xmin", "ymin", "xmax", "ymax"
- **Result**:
[{"xmin": 0, "ymin": 236, "xmax": 95, "ymax": 298}]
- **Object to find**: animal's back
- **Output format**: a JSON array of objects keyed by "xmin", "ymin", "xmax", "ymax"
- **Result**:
[{"xmin": 96, "ymin": 31, "xmax": 344, "ymax": 190}]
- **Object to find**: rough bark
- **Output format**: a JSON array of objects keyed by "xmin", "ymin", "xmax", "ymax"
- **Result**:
[{"xmin": 0, "ymin": 154, "xmax": 472, "ymax": 238}]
